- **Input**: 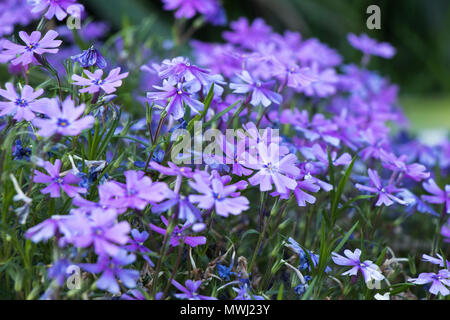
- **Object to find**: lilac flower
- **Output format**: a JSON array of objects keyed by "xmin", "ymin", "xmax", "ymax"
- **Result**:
[
  {"xmin": 188, "ymin": 174, "xmax": 250, "ymax": 217},
  {"xmin": 380, "ymin": 150, "xmax": 430, "ymax": 181},
  {"xmin": 233, "ymin": 284, "xmax": 264, "ymax": 300},
  {"xmin": 28, "ymin": 0, "xmax": 84, "ymax": 21},
  {"xmin": 71, "ymin": 67, "xmax": 128, "ymax": 94},
  {"xmin": 162, "ymin": 0, "xmax": 220, "ymax": 20},
  {"xmin": 0, "ymin": 83, "xmax": 48, "ymax": 121},
  {"xmin": 442, "ymin": 220, "xmax": 450, "ymax": 243},
  {"xmin": 149, "ymin": 216, "xmax": 206, "ymax": 248},
  {"xmin": 33, "ymin": 159, "xmax": 86, "ymax": 198},
  {"xmin": 80, "ymin": 250, "xmax": 139, "ymax": 295},
  {"xmin": 152, "ymin": 190, "xmax": 203, "ymax": 225},
  {"xmin": 25, "ymin": 215, "xmax": 68, "ymax": 243},
  {"xmin": 230, "ymin": 71, "xmax": 282, "ymax": 107},
  {"xmin": 347, "ymin": 33, "xmax": 396, "ymax": 59},
  {"xmin": 243, "ymin": 143, "xmax": 299, "ymax": 194},
  {"xmin": 171, "ymin": 279, "xmax": 217, "ymax": 300},
  {"xmin": 48, "ymin": 258, "xmax": 73, "ymax": 287},
  {"xmin": 422, "ymin": 254, "xmax": 450, "ymax": 269},
  {"xmin": 301, "ymin": 144, "xmax": 352, "ymax": 169},
  {"xmin": 71, "ymin": 46, "xmax": 107, "ymax": 69},
  {"xmin": 300, "ymin": 65, "xmax": 339, "ymax": 98},
  {"xmin": 125, "ymin": 229, "xmax": 155, "ymax": 267},
  {"xmin": 0, "ymin": 30, "xmax": 62, "ymax": 67},
  {"xmin": 355, "ymin": 169, "xmax": 407, "ymax": 207},
  {"xmin": 223, "ymin": 18, "xmax": 272, "ymax": 49},
  {"xmin": 121, "ymin": 289, "xmax": 147, "ymax": 300},
  {"xmin": 32, "ymin": 97, "xmax": 94, "ymax": 137},
  {"xmin": 287, "ymin": 237, "xmax": 331, "ymax": 272},
  {"xmin": 421, "ymin": 179, "xmax": 450, "ymax": 214},
  {"xmin": 149, "ymin": 161, "xmax": 193, "ymax": 178},
  {"xmin": 408, "ymin": 270, "xmax": 450, "ymax": 296},
  {"xmin": 332, "ymin": 249, "xmax": 384, "ymax": 283},
  {"xmin": 147, "ymin": 80, "xmax": 203, "ymax": 120},
  {"xmin": 100, "ymin": 170, "xmax": 169, "ymax": 210},
  {"xmin": 157, "ymin": 56, "xmax": 212, "ymax": 86},
  {"xmin": 67, "ymin": 209, "xmax": 130, "ymax": 256}
]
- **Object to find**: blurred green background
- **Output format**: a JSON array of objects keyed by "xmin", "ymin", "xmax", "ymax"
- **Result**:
[{"xmin": 76, "ymin": 0, "xmax": 450, "ymax": 131}]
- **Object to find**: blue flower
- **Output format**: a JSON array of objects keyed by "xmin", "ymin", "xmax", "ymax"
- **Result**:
[
  {"xmin": 12, "ymin": 140, "xmax": 31, "ymax": 161},
  {"xmin": 217, "ymin": 261, "xmax": 235, "ymax": 281},
  {"xmin": 71, "ymin": 46, "xmax": 107, "ymax": 69}
]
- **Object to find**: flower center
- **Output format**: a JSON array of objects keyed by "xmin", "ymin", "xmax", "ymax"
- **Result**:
[
  {"xmin": 57, "ymin": 118, "xmax": 70, "ymax": 127},
  {"xmin": 26, "ymin": 42, "xmax": 38, "ymax": 52},
  {"xmin": 15, "ymin": 98, "xmax": 28, "ymax": 108},
  {"xmin": 53, "ymin": 176, "xmax": 63, "ymax": 184},
  {"xmin": 92, "ymin": 79, "xmax": 104, "ymax": 85}
]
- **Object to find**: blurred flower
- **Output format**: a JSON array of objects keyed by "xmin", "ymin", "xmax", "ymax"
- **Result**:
[
  {"xmin": 32, "ymin": 97, "xmax": 94, "ymax": 137},
  {"xmin": 347, "ymin": 33, "xmax": 396, "ymax": 59}
]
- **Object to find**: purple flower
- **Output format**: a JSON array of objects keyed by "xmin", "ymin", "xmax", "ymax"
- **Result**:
[
  {"xmin": 0, "ymin": 30, "xmax": 61, "ymax": 67},
  {"xmin": 300, "ymin": 65, "xmax": 339, "ymax": 98},
  {"xmin": 71, "ymin": 67, "xmax": 128, "ymax": 94},
  {"xmin": 147, "ymin": 80, "xmax": 203, "ymax": 120},
  {"xmin": 149, "ymin": 216, "xmax": 206, "ymax": 248},
  {"xmin": 0, "ymin": 83, "xmax": 48, "ymax": 121},
  {"xmin": 422, "ymin": 254, "xmax": 450, "ymax": 269},
  {"xmin": 32, "ymin": 97, "xmax": 94, "ymax": 137},
  {"xmin": 422, "ymin": 179, "xmax": 450, "ymax": 214},
  {"xmin": 33, "ymin": 159, "xmax": 86, "ymax": 198},
  {"xmin": 233, "ymin": 284, "xmax": 264, "ymax": 300},
  {"xmin": 80, "ymin": 250, "xmax": 139, "ymax": 295},
  {"xmin": 223, "ymin": 18, "xmax": 272, "ymax": 50},
  {"xmin": 301, "ymin": 144, "xmax": 352, "ymax": 169},
  {"xmin": 67, "ymin": 209, "xmax": 130, "ymax": 256},
  {"xmin": 230, "ymin": 71, "xmax": 282, "ymax": 107},
  {"xmin": 347, "ymin": 33, "xmax": 396, "ymax": 59},
  {"xmin": 162, "ymin": 0, "xmax": 220, "ymax": 20},
  {"xmin": 332, "ymin": 248, "xmax": 384, "ymax": 283},
  {"xmin": 442, "ymin": 220, "xmax": 450, "ymax": 242},
  {"xmin": 188, "ymin": 174, "xmax": 250, "ymax": 217},
  {"xmin": 152, "ymin": 191, "xmax": 203, "ymax": 225},
  {"xmin": 408, "ymin": 269, "xmax": 450, "ymax": 296},
  {"xmin": 380, "ymin": 150, "xmax": 430, "ymax": 181},
  {"xmin": 71, "ymin": 46, "xmax": 107, "ymax": 69},
  {"xmin": 121, "ymin": 289, "xmax": 147, "ymax": 300},
  {"xmin": 25, "ymin": 215, "xmax": 68, "ymax": 243},
  {"xmin": 125, "ymin": 229, "xmax": 154, "ymax": 267},
  {"xmin": 355, "ymin": 169, "xmax": 406, "ymax": 207},
  {"xmin": 243, "ymin": 143, "xmax": 299, "ymax": 194},
  {"xmin": 28, "ymin": 0, "xmax": 84, "ymax": 21},
  {"xmin": 157, "ymin": 56, "xmax": 212, "ymax": 86},
  {"xmin": 100, "ymin": 170, "xmax": 169, "ymax": 210},
  {"xmin": 149, "ymin": 161, "xmax": 193, "ymax": 178},
  {"xmin": 171, "ymin": 279, "xmax": 217, "ymax": 300}
]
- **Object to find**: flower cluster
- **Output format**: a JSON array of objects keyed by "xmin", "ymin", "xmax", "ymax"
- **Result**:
[{"xmin": 0, "ymin": 0, "xmax": 448, "ymax": 301}]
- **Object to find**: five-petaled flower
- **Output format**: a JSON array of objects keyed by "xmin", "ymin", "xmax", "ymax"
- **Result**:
[
  {"xmin": 332, "ymin": 248, "xmax": 384, "ymax": 283},
  {"xmin": 72, "ymin": 67, "xmax": 129, "ymax": 94},
  {"xmin": 32, "ymin": 97, "xmax": 94, "ymax": 137},
  {"xmin": 0, "ymin": 83, "xmax": 48, "ymax": 121},
  {"xmin": 33, "ymin": 159, "xmax": 86, "ymax": 198},
  {"xmin": 0, "ymin": 30, "xmax": 62, "ymax": 67}
]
